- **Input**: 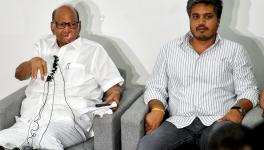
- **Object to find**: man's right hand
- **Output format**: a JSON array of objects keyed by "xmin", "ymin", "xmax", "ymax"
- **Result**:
[
  {"xmin": 29, "ymin": 57, "xmax": 47, "ymax": 80},
  {"xmin": 145, "ymin": 109, "xmax": 164, "ymax": 134},
  {"xmin": 15, "ymin": 57, "xmax": 47, "ymax": 81}
]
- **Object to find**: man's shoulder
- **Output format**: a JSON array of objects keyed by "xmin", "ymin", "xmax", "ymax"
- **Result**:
[
  {"xmin": 36, "ymin": 34, "xmax": 56, "ymax": 46},
  {"xmin": 76, "ymin": 37, "xmax": 111, "ymax": 58},
  {"xmin": 79, "ymin": 37, "xmax": 104, "ymax": 50},
  {"xmin": 219, "ymin": 37, "xmax": 244, "ymax": 49},
  {"xmin": 163, "ymin": 37, "xmax": 183, "ymax": 46},
  {"xmin": 159, "ymin": 37, "xmax": 184, "ymax": 55},
  {"xmin": 39, "ymin": 34, "xmax": 55, "ymax": 41}
]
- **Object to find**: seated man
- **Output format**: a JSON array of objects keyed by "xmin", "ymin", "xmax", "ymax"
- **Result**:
[
  {"xmin": 0, "ymin": 4, "xmax": 123, "ymax": 149},
  {"xmin": 137, "ymin": 0, "xmax": 259, "ymax": 150}
]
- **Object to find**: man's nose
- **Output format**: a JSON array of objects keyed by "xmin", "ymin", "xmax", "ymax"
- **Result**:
[
  {"xmin": 198, "ymin": 17, "xmax": 206, "ymax": 25},
  {"xmin": 63, "ymin": 25, "xmax": 71, "ymax": 32}
]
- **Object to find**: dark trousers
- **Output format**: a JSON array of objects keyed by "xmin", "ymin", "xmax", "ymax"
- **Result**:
[{"xmin": 137, "ymin": 117, "xmax": 230, "ymax": 150}]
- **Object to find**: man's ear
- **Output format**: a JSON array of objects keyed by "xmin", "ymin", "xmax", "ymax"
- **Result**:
[{"xmin": 50, "ymin": 22, "xmax": 55, "ymax": 34}]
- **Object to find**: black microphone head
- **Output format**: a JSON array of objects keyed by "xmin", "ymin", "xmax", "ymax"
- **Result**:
[
  {"xmin": 53, "ymin": 63, "xmax": 57, "ymax": 67},
  {"xmin": 54, "ymin": 55, "xmax": 59, "ymax": 61},
  {"xmin": 46, "ymin": 55, "xmax": 59, "ymax": 82},
  {"xmin": 46, "ymin": 75, "xmax": 52, "ymax": 82}
]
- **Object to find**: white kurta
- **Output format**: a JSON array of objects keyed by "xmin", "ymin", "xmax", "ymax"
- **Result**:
[{"xmin": 0, "ymin": 35, "xmax": 124, "ymax": 149}]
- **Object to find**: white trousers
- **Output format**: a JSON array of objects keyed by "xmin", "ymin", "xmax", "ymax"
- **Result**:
[{"xmin": 0, "ymin": 120, "xmax": 87, "ymax": 150}]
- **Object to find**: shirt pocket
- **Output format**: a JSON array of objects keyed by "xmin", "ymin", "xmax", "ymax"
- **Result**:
[
  {"xmin": 64, "ymin": 63, "xmax": 85, "ymax": 86},
  {"xmin": 201, "ymin": 57, "xmax": 232, "ymax": 84}
]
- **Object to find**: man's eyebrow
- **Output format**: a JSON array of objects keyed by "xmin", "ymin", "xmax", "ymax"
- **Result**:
[{"xmin": 191, "ymin": 12, "xmax": 214, "ymax": 15}]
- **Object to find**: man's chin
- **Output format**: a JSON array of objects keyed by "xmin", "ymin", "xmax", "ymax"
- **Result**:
[
  {"xmin": 62, "ymin": 39, "xmax": 75, "ymax": 44},
  {"xmin": 194, "ymin": 34, "xmax": 215, "ymax": 41}
]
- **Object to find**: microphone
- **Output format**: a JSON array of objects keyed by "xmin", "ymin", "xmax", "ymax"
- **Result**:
[{"xmin": 46, "ymin": 55, "xmax": 59, "ymax": 82}]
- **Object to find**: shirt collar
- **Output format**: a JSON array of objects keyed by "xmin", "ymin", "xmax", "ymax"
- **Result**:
[
  {"xmin": 50, "ymin": 36, "xmax": 82, "ymax": 50},
  {"xmin": 180, "ymin": 31, "xmax": 222, "ymax": 49}
]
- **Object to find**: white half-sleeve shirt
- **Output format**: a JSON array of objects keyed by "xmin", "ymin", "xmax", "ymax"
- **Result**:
[{"xmin": 19, "ymin": 34, "xmax": 124, "ymax": 128}]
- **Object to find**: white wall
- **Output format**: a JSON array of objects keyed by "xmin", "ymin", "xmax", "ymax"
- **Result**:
[{"xmin": 1, "ymin": 0, "xmax": 264, "ymax": 99}]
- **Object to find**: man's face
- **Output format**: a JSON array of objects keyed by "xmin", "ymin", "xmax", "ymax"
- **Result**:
[
  {"xmin": 190, "ymin": 3, "xmax": 220, "ymax": 41},
  {"xmin": 51, "ymin": 7, "xmax": 80, "ymax": 47}
]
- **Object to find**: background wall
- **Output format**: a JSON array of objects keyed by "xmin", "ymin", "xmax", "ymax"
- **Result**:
[{"xmin": 0, "ymin": 0, "xmax": 264, "ymax": 99}]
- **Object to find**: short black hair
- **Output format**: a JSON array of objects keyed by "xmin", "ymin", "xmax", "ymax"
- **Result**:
[
  {"xmin": 187, "ymin": 0, "xmax": 223, "ymax": 19},
  {"xmin": 52, "ymin": 6, "xmax": 80, "ymax": 22},
  {"xmin": 208, "ymin": 123, "xmax": 251, "ymax": 150}
]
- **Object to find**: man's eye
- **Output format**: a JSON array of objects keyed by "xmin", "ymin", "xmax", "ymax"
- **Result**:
[
  {"xmin": 71, "ymin": 23, "xmax": 77, "ymax": 26},
  {"xmin": 192, "ymin": 15, "xmax": 199, "ymax": 19},
  {"xmin": 59, "ymin": 23, "xmax": 66, "ymax": 26},
  {"xmin": 205, "ymin": 15, "xmax": 213, "ymax": 19}
]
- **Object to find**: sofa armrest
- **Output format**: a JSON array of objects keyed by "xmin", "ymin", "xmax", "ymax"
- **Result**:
[
  {"xmin": 93, "ymin": 85, "xmax": 144, "ymax": 150},
  {"xmin": 242, "ymin": 105, "xmax": 264, "ymax": 128},
  {"xmin": 0, "ymin": 86, "xmax": 26, "ymax": 130},
  {"xmin": 121, "ymin": 95, "xmax": 148, "ymax": 150}
]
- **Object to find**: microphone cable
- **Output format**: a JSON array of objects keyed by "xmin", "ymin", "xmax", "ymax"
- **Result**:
[
  {"xmin": 58, "ymin": 64, "xmax": 86, "ymax": 149},
  {"xmin": 21, "ymin": 55, "xmax": 58, "ymax": 149},
  {"xmin": 38, "ymin": 79, "xmax": 56, "ymax": 148}
]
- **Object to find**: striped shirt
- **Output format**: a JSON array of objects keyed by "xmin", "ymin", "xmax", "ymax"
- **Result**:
[{"xmin": 144, "ymin": 32, "xmax": 259, "ymax": 128}]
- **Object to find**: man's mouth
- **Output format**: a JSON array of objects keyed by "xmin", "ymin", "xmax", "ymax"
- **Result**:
[{"xmin": 196, "ymin": 26, "xmax": 208, "ymax": 32}]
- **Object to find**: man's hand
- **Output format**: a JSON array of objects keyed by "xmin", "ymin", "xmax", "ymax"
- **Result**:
[
  {"xmin": 219, "ymin": 99, "xmax": 253, "ymax": 124},
  {"xmin": 15, "ymin": 57, "xmax": 47, "ymax": 81},
  {"xmin": 145, "ymin": 99, "xmax": 165, "ymax": 134},
  {"xmin": 218, "ymin": 109, "xmax": 243, "ymax": 124},
  {"xmin": 260, "ymin": 90, "xmax": 264, "ymax": 109},
  {"xmin": 145, "ymin": 110, "xmax": 164, "ymax": 134},
  {"xmin": 104, "ymin": 84, "xmax": 121, "ymax": 112},
  {"xmin": 30, "ymin": 57, "xmax": 47, "ymax": 80}
]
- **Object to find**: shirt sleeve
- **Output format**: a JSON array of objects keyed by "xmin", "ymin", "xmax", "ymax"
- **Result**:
[
  {"xmin": 233, "ymin": 46, "xmax": 259, "ymax": 106},
  {"xmin": 92, "ymin": 46, "xmax": 124, "ymax": 92},
  {"xmin": 144, "ymin": 46, "xmax": 168, "ymax": 108}
]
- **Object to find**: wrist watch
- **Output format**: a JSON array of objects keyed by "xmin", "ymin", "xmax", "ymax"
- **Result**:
[{"xmin": 231, "ymin": 106, "xmax": 247, "ymax": 117}]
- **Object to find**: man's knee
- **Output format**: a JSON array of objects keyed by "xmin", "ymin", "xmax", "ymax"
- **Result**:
[{"xmin": 137, "ymin": 135, "xmax": 162, "ymax": 150}]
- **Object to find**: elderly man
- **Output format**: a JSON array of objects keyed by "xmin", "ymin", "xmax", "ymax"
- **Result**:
[{"xmin": 0, "ymin": 4, "xmax": 123, "ymax": 149}]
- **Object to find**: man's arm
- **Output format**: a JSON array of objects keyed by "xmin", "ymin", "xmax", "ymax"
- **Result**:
[
  {"xmin": 220, "ymin": 99, "xmax": 253, "ymax": 124},
  {"xmin": 145, "ymin": 99, "xmax": 165, "ymax": 133},
  {"xmin": 221, "ymin": 46, "xmax": 259, "ymax": 124},
  {"xmin": 15, "ymin": 61, "xmax": 32, "ymax": 80},
  {"xmin": 143, "ymin": 46, "xmax": 169, "ymax": 133},
  {"xmin": 15, "ymin": 57, "xmax": 47, "ymax": 81},
  {"xmin": 103, "ymin": 84, "xmax": 121, "ymax": 111},
  {"xmin": 233, "ymin": 98, "xmax": 253, "ymax": 112}
]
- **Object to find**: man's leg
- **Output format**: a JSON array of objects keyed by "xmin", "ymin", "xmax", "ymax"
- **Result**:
[
  {"xmin": 137, "ymin": 121, "xmax": 195, "ymax": 150},
  {"xmin": 0, "ymin": 122, "xmax": 29, "ymax": 149},
  {"xmin": 34, "ymin": 121, "xmax": 87, "ymax": 150}
]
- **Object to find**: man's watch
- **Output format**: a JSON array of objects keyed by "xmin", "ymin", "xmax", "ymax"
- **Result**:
[{"xmin": 231, "ymin": 106, "xmax": 247, "ymax": 117}]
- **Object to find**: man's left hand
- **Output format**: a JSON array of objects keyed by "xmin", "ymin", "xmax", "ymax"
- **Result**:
[
  {"xmin": 218, "ymin": 109, "xmax": 243, "ymax": 124},
  {"xmin": 103, "ymin": 91, "xmax": 120, "ymax": 112},
  {"xmin": 104, "ymin": 84, "xmax": 121, "ymax": 112}
]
